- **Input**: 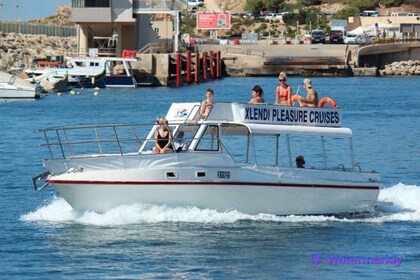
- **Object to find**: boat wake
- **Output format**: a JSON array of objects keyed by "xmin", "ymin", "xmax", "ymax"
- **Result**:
[{"xmin": 20, "ymin": 183, "xmax": 420, "ymax": 225}]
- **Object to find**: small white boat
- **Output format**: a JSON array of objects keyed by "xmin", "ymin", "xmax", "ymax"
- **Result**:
[
  {"xmin": 25, "ymin": 56, "xmax": 137, "ymax": 88},
  {"xmin": 0, "ymin": 71, "xmax": 41, "ymax": 99},
  {"xmin": 33, "ymin": 102, "xmax": 381, "ymax": 215}
]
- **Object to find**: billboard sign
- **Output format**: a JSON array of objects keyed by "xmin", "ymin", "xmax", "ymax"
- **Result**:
[{"xmin": 197, "ymin": 12, "xmax": 231, "ymax": 30}]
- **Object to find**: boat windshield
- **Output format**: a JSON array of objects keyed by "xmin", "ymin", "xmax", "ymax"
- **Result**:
[{"xmin": 218, "ymin": 123, "xmax": 356, "ymax": 171}]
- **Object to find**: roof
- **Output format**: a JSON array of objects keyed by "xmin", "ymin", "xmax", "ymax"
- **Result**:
[{"xmin": 215, "ymin": 122, "xmax": 352, "ymax": 137}]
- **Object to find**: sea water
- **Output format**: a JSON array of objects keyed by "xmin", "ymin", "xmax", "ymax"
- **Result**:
[{"xmin": 1, "ymin": 77, "xmax": 419, "ymax": 279}]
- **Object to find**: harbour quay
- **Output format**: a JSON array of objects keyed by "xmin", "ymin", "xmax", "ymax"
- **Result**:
[{"xmin": 197, "ymin": 40, "xmax": 420, "ymax": 77}]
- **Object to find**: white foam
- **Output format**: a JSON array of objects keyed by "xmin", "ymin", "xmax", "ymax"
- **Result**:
[{"xmin": 20, "ymin": 183, "xmax": 420, "ymax": 225}]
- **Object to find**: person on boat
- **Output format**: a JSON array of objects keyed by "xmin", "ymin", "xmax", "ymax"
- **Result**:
[
  {"xmin": 153, "ymin": 118, "xmax": 173, "ymax": 154},
  {"xmin": 300, "ymin": 79, "xmax": 318, "ymax": 108},
  {"xmin": 200, "ymin": 88, "xmax": 214, "ymax": 119},
  {"xmin": 296, "ymin": 155, "xmax": 305, "ymax": 168},
  {"xmin": 275, "ymin": 72, "xmax": 292, "ymax": 106},
  {"xmin": 249, "ymin": 84, "xmax": 265, "ymax": 104},
  {"xmin": 173, "ymin": 131, "xmax": 186, "ymax": 152}
]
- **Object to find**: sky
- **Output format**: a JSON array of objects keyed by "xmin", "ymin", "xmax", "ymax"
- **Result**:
[{"xmin": 0, "ymin": 0, "xmax": 70, "ymax": 21}]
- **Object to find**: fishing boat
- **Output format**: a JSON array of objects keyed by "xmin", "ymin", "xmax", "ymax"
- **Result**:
[
  {"xmin": 25, "ymin": 56, "xmax": 137, "ymax": 88},
  {"xmin": 32, "ymin": 102, "xmax": 381, "ymax": 215}
]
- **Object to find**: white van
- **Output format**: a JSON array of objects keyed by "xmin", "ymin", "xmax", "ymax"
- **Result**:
[{"xmin": 361, "ymin": 10, "xmax": 380, "ymax": 17}]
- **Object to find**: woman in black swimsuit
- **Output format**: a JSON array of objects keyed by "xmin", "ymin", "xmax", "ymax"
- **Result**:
[{"xmin": 153, "ymin": 118, "xmax": 173, "ymax": 153}]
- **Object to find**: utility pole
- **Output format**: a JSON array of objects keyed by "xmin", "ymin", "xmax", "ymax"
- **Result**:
[{"xmin": 16, "ymin": 4, "xmax": 19, "ymax": 21}]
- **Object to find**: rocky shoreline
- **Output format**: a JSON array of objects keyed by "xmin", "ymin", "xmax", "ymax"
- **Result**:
[
  {"xmin": 379, "ymin": 60, "xmax": 420, "ymax": 76},
  {"xmin": 0, "ymin": 32, "xmax": 76, "ymax": 72}
]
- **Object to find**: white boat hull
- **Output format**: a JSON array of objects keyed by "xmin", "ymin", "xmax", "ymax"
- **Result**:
[
  {"xmin": 45, "ymin": 154, "xmax": 380, "ymax": 215},
  {"xmin": 0, "ymin": 85, "xmax": 39, "ymax": 98},
  {"xmin": 51, "ymin": 182, "xmax": 379, "ymax": 215}
]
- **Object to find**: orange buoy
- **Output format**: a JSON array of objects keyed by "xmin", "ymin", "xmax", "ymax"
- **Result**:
[
  {"xmin": 318, "ymin": 97, "xmax": 337, "ymax": 108},
  {"xmin": 291, "ymin": 95, "xmax": 303, "ymax": 106}
]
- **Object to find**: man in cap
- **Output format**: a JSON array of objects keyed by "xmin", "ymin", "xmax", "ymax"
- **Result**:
[{"xmin": 300, "ymin": 78, "xmax": 318, "ymax": 107}]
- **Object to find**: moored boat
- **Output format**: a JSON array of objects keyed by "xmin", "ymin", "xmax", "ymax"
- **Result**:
[
  {"xmin": 25, "ymin": 56, "xmax": 137, "ymax": 89},
  {"xmin": 33, "ymin": 102, "xmax": 381, "ymax": 215},
  {"xmin": 0, "ymin": 71, "xmax": 42, "ymax": 99}
]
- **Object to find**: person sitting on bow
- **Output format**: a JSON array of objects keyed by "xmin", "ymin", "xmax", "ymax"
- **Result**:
[{"xmin": 153, "ymin": 117, "xmax": 173, "ymax": 154}]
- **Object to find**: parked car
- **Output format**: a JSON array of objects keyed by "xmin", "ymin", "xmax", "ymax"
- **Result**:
[
  {"xmin": 343, "ymin": 33, "xmax": 360, "ymax": 44},
  {"xmin": 263, "ymin": 13, "xmax": 277, "ymax": 20},
  {"xmin": 243, "ymin": 12, "xmax": 254, "ymax": 18},
  {"xmin": 329, "ymin": 30, "xmax": 344, "ymax": 44},
  {"xmin": 311, "ymin": 30, "xmax": 326, "ymax": 44},
  {"xmin": 187, "ymin": 0, "xmax": 204, "ymax": 8},
  {"xmin": 361, "ymin": 10, "xmax": 380, "ymax": 17}
]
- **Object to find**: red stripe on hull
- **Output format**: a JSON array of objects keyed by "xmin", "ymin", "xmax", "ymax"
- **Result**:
[{"xmin": 47, "ymin": 180, "xmax": 380, "ymax": 190}]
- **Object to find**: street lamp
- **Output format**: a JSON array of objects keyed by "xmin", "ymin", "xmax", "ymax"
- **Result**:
[
  {"xmin": 16, "ymin": 4, "xmax": 19, "ymax": 21},
  {"xmin": 0, "ymin": 3, "xmax": 3, "ymax": 21}
]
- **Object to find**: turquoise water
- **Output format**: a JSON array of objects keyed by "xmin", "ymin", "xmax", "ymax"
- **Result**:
[{"xmin": 1, "ymin": 77, "xmax": 419, "ymax": 279}]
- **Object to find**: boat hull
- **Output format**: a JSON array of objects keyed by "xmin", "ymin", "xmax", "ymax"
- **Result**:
[
  {"xmin": 0, "ymin": 86, "xmax": 39, "ymax": 99},
  {"xmin": 46, "ymin": 158, "xmax": 380, "ymax": 215},
  {"xmin": 51, "ymin": 181, "xmax": 379, "ymax": 215},
  {"xmin": 72, "ymin": 76, "xmax": 137, "ymax": 88}
]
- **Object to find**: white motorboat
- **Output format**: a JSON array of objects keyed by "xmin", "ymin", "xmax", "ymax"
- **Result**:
[
  {"xmin": 0, "ymin": 71, "xmax": 41, "ymax": 99},
  {"xmin": 25, "ymin": 56, "xmax": 137, "ymax": 88},
  {"xmin": 33, "ymin": 102, "xmax": 381, "ymax": 215}
]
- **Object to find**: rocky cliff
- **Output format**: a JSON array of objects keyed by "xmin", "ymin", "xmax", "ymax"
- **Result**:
[
  {"xmin": 0, "ymin": 4, "xmax": 76, "ymax": 72},
  {"xmin": 0, "ymin": 32, "xmax": 76, "ymax": 71}
]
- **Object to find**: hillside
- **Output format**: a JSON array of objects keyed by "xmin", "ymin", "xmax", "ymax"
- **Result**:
[{"xmin": 28, "ymin": 4, "xmax": 74, "ymax": 26}]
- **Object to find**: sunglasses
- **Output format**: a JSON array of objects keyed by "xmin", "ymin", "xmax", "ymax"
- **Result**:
[{"xmin": 279, "ymin": 79, "xmax": 285, "ymax": 82}]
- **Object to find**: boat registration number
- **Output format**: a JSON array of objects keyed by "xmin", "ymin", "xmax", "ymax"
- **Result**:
[{"xmin": 217, "ymin": 171, "xmax": 230, "ymax": 179}]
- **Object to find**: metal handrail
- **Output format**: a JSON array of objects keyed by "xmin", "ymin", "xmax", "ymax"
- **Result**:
[
  {"xmin": 36, "ymin": 121, "xmax": 222, "ymax": 160},
  {"xmin": 36, "ymin": 123, "xmax": 156, "ymax": 159}
]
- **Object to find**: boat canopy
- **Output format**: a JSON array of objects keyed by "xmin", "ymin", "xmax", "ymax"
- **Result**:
[{"xmin": 215, "ymin": 123, "xmax": 352, "ymax": 137}]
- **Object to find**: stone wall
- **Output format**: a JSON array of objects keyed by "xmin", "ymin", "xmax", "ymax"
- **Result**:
[
  {"xmin": 380, "ymin": 60, "xmax": 420, "ymax": 76},
  {"xmin": 0, "ymin": 32, "xmax": 76, "ymax": 71}
]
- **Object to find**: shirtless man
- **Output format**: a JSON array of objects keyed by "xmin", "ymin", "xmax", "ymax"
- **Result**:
[
  {"xmin": 300, "ymin": 79, "xmax": 318, "ymax": 107},
  {"xmin": 200, "ymin": 88, "xmax": 214, "ymax": 119}
]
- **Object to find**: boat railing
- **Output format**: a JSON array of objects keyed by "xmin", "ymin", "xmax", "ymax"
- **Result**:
[
  {"xmin": 35, "ymin": 123, "xmax": 158, "ymax": 160},
  {"xmin": 35, "ymin": 122, "xmax": 209, "ymax": 160}
]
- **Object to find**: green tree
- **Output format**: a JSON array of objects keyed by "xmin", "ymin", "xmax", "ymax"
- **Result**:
[
  {"xmin": 282, "ymin": 12, "xmax": 298, "ymax": 25},
  {"xmin": 304, "ymin": 8, "xmax": 321, "ymax": 26},
  {"xmin": 245, "ymin": 0, "xmax": 266, "ymax": 17},
  {"xmin": 333, "ymin": 6, "xmax": 360, "ymax": 19},
  {"xmin": 349, "ymin": 0, "xmax": 378, "ymax": 11},
  {"xmin": 266, "ymin": 0, "xmax": 286, "ymax": 12}
]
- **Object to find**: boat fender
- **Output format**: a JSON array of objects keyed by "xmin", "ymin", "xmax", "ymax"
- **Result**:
[
  {"xmin": 318, "ymin": 97, "xmax": 337, "ymax": 108},
  {"xmin": 291, "ymin": 95, "xmax": 303, "ymax": 106}
]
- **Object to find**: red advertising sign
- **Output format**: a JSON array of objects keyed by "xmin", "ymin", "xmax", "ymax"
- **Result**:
[{"xmin": 197, "ymin": 12, "xmax": 231, "ymax": 30}]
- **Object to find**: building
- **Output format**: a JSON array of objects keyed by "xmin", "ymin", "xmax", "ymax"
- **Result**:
[
  {"xmin": 71, "ymin": 0, "xmax": 185, "ymax": 57},
  {"xmin": 348, "ymin": 15, "xmax": 420, "ymax": 38}
]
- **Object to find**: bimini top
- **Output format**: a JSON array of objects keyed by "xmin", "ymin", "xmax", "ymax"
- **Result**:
[
  {"xmin": 165, "ymin": 102, "xmax": 342, "ymax": 128},
  {"xmin": 216, "ymin": 123, "xmax": 352, "ymax": 137}
]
